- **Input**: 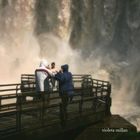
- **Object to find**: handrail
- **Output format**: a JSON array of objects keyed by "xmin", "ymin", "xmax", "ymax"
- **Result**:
[
  {"xmin": 0, "ymin": 83, "xmax": 21, "ymax": 87},
  {"xmin": 0, "ymin": 74, "xmax": 111, "ymax": 138}
]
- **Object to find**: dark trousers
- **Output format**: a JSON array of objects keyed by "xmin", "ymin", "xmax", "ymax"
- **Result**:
[{"xmin": 61, "ymin": 92, "xmax": 73, "ymax": 104}]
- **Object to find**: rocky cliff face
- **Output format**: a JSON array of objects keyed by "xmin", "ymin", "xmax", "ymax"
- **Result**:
[{"xmin": 0, "ymin": 0, "xmax": 140, "ymax": 130}]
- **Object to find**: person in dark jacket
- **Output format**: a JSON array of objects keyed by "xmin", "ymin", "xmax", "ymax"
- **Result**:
[{"xmin": 55, "ymin": 64, "xmax": 74, "ymax": 104}]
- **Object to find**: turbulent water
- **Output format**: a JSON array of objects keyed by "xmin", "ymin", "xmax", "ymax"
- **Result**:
[{"xmin": 0, "ymin": 0, "xmax": 140, "ymax": 131}]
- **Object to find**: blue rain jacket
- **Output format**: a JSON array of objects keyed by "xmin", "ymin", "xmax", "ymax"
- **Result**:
[{"xmin": 55, "ymin": 64, "xmax": 74, "ymax": 96}]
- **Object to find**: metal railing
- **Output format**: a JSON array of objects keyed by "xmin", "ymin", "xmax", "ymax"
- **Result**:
[{"xmin": 0, "ymin": 74, "xmax": 111, "ymax": 138}]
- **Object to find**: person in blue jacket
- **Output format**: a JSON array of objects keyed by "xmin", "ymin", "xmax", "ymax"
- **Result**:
[{"xmin": 55, "ymin": 64, "xmax": 74, "ymax": 104}]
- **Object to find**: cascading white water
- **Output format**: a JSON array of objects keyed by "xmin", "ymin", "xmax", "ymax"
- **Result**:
[{"xmin": 0, "ymin": 0, "xmax": 140, "ymax": 131}]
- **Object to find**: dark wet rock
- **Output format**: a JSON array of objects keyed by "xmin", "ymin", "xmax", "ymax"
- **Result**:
[{"xmin": 76, "ymin": 115, "xmax": 139, "ymax": 140}]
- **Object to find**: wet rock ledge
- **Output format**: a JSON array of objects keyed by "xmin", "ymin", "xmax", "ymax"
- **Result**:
[{"xmin": 76, "ymin": 115, "xmax": 140, "ymax": 140}]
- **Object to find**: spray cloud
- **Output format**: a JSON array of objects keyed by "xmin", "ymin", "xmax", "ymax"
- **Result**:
[{"xmin": 0, "ymin": 0, "xmax": 140, "ymax": 131}]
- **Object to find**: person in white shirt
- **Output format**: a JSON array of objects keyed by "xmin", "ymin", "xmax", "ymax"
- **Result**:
[
  {"xmin": 35, "ymin": 60, "xmax": 53, "ymax": 96},
  {"xmin": 50, "ymin": 62, "xmax": 58, "ymax": 89}
]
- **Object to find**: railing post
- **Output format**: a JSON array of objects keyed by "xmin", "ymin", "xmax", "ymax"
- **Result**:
[
  {"xmin": 41, "ymin": 92, "xmax": 45, "ymax": 125},
  {"xmin": 101, "ymin": 82, "xmax": 103, "ymax": 97},
  {"xmin": 79, "ymin": 100, "xmax": 83, "ymax": 114},
  {"xmin": 60, "ymin": 103, "xmax": 66, "ymax": 127},
  {"xmin": 92, "ymin": 88, "xmax": 97, "ymax": 112},
  {"xmin": 105, "ymin": 84, "xmax": 112, "ymax": 116},
  {"xmin": 16, "ymin": 94, "xmax": 22, "ymax": 132},
  {"xmin": 0, "ymin": 96, "xmax": 1, "ymax": 110}
]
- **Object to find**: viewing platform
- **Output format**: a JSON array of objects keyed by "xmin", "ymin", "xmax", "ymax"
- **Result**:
[{"xmin": 0, "ymin": 74, "xmax": 112, "ymax": 139}]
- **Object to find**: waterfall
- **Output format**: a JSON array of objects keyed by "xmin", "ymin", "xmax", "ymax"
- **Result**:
[{"xmin": 0, "ymin": 0, "xmax": 140, "ymax": 131}]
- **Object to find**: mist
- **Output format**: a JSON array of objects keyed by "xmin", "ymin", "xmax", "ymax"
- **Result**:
[{"xmin": 0, "ymin": 0, "xmax": 140, "ymax": 131}]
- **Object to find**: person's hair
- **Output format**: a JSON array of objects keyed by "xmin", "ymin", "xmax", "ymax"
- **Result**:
[{"xmin": 51, "ymin": 62, "xmax": 55, "ymax": 65}]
